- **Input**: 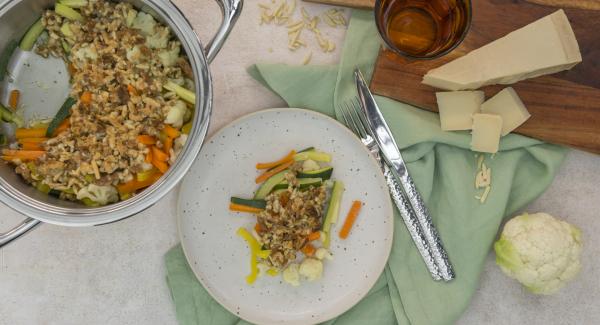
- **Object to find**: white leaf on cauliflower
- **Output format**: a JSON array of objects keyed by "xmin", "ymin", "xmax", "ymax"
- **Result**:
[{"xmin": 494, "ymin": 212, "xmax": 582, "ymax": 295}]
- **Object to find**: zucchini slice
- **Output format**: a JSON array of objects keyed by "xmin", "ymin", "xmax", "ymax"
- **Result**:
[
  {"xmin": 297, "ymin": 146, "xmax": 315, "ymax": 153},
  {"xmin": 46, "ymin": 97, "xmax": 76, "ymax": 137},
  {"xmin": 0, "ymin": 39, "xmax": 18, "ymax": 81},
  {"xmin": 271, "ymin": 177, "xmax": 322, "ymax": 192},
  {"xmin": 298, "ymin": 167, "xmax": 333, "ymax": 180},
  {"xmin": 20, "ymin": 18, "xmax": 45, "ymax": 51},
  {"xmin": 230, "ymin": 197, "xmax": 267, "ymax": 209},
  {"xmin": 322, "ymin": 180, "xmax": 344, "ymax": 248},
  {"xmin": 293, "ymin": 151, "xmax": 331, "ymax": 162},
  {"xmin": 254, "ymin": 170, "xmax": 288, "ymax": 199},
  {"xmin": 55, "ymin": 3, "xmax": 84, "ymax": 21}
]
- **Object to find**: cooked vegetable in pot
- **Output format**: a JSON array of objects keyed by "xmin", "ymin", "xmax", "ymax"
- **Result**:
[{"xmin": 2, "ymin": 0, "xmax": 196, "ymax": 205}]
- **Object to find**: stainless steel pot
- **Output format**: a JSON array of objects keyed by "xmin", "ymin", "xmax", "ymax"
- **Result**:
[{"xmin": 0, "ymin": 0, "xmax": 243, "ymax": 247}]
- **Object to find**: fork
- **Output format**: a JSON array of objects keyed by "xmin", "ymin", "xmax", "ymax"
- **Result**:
[{"xmin": 339, "ymin": 99, "xmax": 443, "ymax": 280}]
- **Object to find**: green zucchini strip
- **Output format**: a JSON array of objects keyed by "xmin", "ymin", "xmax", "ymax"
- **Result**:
[
  {"xmin": 20, "ymin": 18, "xmax": 44, "ymax": 51},
  {"xmin": 322, "ymin": 180, "xmax": 344, "ymax": 248},
  {"xmin": 55, "ymin": 3, "xmax": 84, "ymax": 21},
  {"xmin": 230, "ymin": 197, "xmax": 267, "ymax": 209},
  {"xmin": 164, "ymin": 81, "xmax": 196, "ymax": 105},
  {"xmin": 46, "ymin": 97, "xmax": 76, "ymax": 137}
]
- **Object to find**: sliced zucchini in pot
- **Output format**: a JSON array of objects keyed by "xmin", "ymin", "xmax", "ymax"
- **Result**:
[
  {"xmin": 230, "ymin": 197, "xmax": 267, "ymax": 209},
  {"xmin": 298, "ymin": 167, "xmax": 333, "ymax": 180},
  {"xmin": 0, "ymin": 39, "xmax": 17, "ymax": 81}
]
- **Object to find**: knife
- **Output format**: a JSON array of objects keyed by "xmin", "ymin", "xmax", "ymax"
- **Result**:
[{"xmin": 354, "ymin": 68, "xmax": 455, "ymax": 281}]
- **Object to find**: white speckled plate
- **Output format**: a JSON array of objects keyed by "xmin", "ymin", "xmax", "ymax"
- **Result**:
[{"xmin": 178, "ymin": 108, "xmax": 394, "ymax": 325}]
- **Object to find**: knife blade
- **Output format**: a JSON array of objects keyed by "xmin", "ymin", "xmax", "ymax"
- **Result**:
[{"xmin": 354, "ymin": 68, "xmax": 455, "ymax": 281}]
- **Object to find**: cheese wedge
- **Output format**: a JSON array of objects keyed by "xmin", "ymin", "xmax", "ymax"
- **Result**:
[
  {"xmin": 423, "ymin": 10, "xmax": 581, "ymax": 90},
  {"xmin": 471, "ymin": 114, "xmax": 503, "ymax": 153},
  {"xmin": 436, "ymin": 91, "xmax": 485, "ymax": 131},
  {"xmin": 481, "ymin": 87, "xmax": 531, "ymax": 136}
]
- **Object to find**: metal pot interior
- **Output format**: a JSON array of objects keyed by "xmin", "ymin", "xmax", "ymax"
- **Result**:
[{"xmin": 0, "ymin": 0, "xmax": 211, "ymax": 225}]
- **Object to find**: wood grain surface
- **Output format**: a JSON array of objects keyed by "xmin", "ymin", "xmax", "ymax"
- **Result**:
[
  {"xmin": 370, "ymin": 0, "xmax": 600, "ymax": 154},
  {"xmin": 303, "ymin": 0, "xmax": 375, "ymax": 9}
]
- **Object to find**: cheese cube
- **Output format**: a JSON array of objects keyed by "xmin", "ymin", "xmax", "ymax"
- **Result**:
[
  {"xmin": 436, "ymin": 91, "xmax": 485, "ymax": 131},
  {"xmin": 471, "ymin": 114, "xmax": 503, "ymax": 153},
  {"xmin": 422, "ymin": 10, "xmax": 581, "ymax": 90},
  {"xmin": 481, "ymin": 87, "xmax": 531, "ymax": 136}
]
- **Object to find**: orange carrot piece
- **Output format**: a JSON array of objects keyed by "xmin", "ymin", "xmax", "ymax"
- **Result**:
[
  {"xmin": 16, "ymin": 128, "xmax": 46, "ymax": 139},
  {"xmin": 80, "ymin": 91, "xmax": 92, "ymax": 105},
  {"xmin": 18, "ymin": 137, "xmax": 48, "ymax": 144},
  {"xmin": 151, "ymin": 146, "xmax": 169, "ymax": 162},
  {"xmin": 307, "ymin": 231, "xmax": 321, "ymax": 241},
  {"xmin": 127, "ymin": 84, "xmax": 138, "ymax": 96},
  {"xmin": 339, "ymin": 201, "xmax": 363, "ymax": 239},
  {"xmin": 9, "ymin": 90, "xmax": 19, "ymax": 110},
  {"xmin": 145, "ymin": 149, "xmax": 153, "ymax": 163},
  {"xmin": 302, "ymin": 243, "xmax": 316, "ymax": 257},
  {"xmin": 54, "ymin": 120, "xmax": 70, "ymax": 136},
  {"xmin": 163, "ymin": 137, "xmax": 173, "ymax": 155},
  {"xmin": 1, "ymin": 150, "xmax": 45, "ymax": 161},
  {"xmin": 254, "ymin": 223, "xmax": 262, "ymax": 233},
  {"xmin": 255, "ymin": 160, "xmax": 294, "ymax": 184},
  {"xmin": 68, "ymin": 63, "xmax": 77, "ymax": 76},
  {"xmin": 116, "ymin": 172, "xmax": 162, "ymax": 194},
  {"xmin": 21, "ymin": 142, "xmax": 43, "ymax": 151},
  {"xmin": 163, "ymin": 125, "xmax": 180, "ymax": 139},
  {"xmin": 137, "ymin": 135, "xmax": 156, "ymax": 145},
  {"xmin": 229, "ymin": 203, "xmax": 263, "ymax": 213},
  {"xmin": 256, "ymin": 150, "xmax": 296, "ymax": 169},
  {"xmin": 152, "ymin": 157, "xmax": 169, "ymax": 173}
]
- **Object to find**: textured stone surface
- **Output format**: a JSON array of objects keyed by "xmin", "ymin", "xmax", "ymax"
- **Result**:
[{"xmin": 0, "ymin": 1, "xmax": 598, "ymax": 324}]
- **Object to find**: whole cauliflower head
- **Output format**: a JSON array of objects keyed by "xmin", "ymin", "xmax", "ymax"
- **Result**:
[{"xmin": 494, "ymin": 212, "xmax": 582, "ymax": 295}]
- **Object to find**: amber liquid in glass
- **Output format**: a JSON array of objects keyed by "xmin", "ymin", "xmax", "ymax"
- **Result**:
[{"xmin": 379, "ymin": 0, "xmax": 470, "ymax": 57}]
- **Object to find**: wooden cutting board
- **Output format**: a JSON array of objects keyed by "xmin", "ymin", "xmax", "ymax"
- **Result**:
[{"xmin": 368, "ymin": 0, "xmax": 600, "ymax": 154}]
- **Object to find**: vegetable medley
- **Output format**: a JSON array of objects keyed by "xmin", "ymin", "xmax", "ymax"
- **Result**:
[
  {"xmin": 231, "ymin": 148, "xmax": 363, "ymax": 286},
  {"xmin": 1, "ymin": 0, "xmax": 196, "ymax": 206}
]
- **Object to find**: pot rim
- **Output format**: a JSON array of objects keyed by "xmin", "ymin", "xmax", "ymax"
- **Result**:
[{"xmin": 0, "ymin": 0, "xmax": 212, "ymax": 227}]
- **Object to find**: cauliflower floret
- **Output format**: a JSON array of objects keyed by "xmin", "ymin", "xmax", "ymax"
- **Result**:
[
  {"xmin": 168, "ymin": 134, "xmax": 188, "ymax": 165},
  {"xmin": 164, "ymin": 100, "xmax": 187, "ymax": 128},
  {"xmin": 126, "ymin": 45, "xmax": 142, "ymax": 63},
  {"xmin": 282, "ymin": 263, "xmax": 300, "ymax": 287},
  {"xmin": 302, "ymin": 159, "xmax": 320, "ymax": 172},
  {"xmin": 76, "ymin": 184, "xmax": 119, "ymax": 206},
  {"xmin": 131, "ymin": 12, "xmax": 156, "ymax": 36},
  {"xmin": 72, "ymin": 44, "xmax": 98, "ymax": 63},
  {"xmin": 158, "ymin": 43, "xmax": 180, "ymax": 67},
  {"xmin": 315, "ymin": 248, "xmax": 333, "ymax": 261},
  {"xmin": 125, "ymin": 8, "xmax": 137, "ymax": 27},
  {"xmin": 494, "ymin": 212, "xmax": 582, "ymax": 295},
  {"xmin": 299, "ymin": 258, "xmax": 323, "ymax": 281},
  {"xmin": 146, "ymin": 26, "xmax": 170, "ymax": 49}
]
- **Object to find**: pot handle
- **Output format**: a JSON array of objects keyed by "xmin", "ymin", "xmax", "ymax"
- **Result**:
[
  {"xmin": 0, "ymin": 217, "xmax": 41, "ymax": 248},
  {"xmin": 204, "ymin": 0, "xmax": 243, "ymax": 63}
]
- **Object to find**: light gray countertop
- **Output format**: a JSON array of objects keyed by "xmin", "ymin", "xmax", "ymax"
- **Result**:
[{"xmin": 0, "ymin": 1, "xmax": 598, "ymax": 324}]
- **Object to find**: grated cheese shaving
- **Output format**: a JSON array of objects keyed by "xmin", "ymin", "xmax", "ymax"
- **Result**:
[
  {"xmin": 474, "ymin": 155, "xmax": 493, "ymax": 204},
  {"xmin": 302, "ymin": 51, "xmax": 312, "ymax": 65},
  {"xmin": 480, "ymin": 186, "xmax": 491, "ymax": 203}
]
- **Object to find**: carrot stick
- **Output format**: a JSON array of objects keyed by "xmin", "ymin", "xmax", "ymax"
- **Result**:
[
  {"xmin": 229, "ymin": 203, "xmax": 263, "ymax": 213},
  {"xmin": 152, "ymin": 157, "xmax": 169, "ymax": 173},
  {"xmin": 339, "ymin": 200, "xmax": 363, "ymax": 239},
  {"xmin": 16, "ymin": 128, "xmax": 46, "ymax": 139},
  {"xmin": 116, "ymin": 172, "xmax": 162, "ymax": 194},
  {"xmin": 9, "ymin": 90, "xmax": 19, "ymax": 110},
  {"xmin": 255, "ymin": 160, "xmax": 294, "ymax": 184},
  {"xmin": 80, "ymin": 91, "xmax": 92, "ymax": 105},
  {"xmin": 54, "ymin": 120, "xmax": 70, "ymax": 135},
  {"xmin": 137, "ymin": 135, "xmax": 156, "ymax": 145},
  {"xmin": 1, "ymin": 150, "xmax": 45, "ymax": 161},
  {"xmin": 254, "ymin": 223, "xmax": 262, "ymax": 233},
  {"xmin": 163, "ymin": 136, "xmax": 173, "ymax": 155},
  {"xmin": 18, "ymin": 137, "xmax": 48, "ymax": 144},
  {"xmin": 21, "ymin": 142, "xmax": 43, "ymax": 151},
  {"xmin": 151, "ymin": 146, "xmax": 169, "ymax": 162},
  {"xmin": 256, "ymin": 150, "xmax": 296, "ymax": 169},
  {"xmin": 302, "ymin": 243, "xmax": 316, "ymax": 257},
  {"xmin": 145, "ymin": 149, "xmax": 153, "ymax": 163},
  {"xmin": 163, "ymin": 124, "xmax": 180, "ymax": 139},
  {"xmin": 307, "ymin": 231, "xmax": 321, "ymax": 241}
]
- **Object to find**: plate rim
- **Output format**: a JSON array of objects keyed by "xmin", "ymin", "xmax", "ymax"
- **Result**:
[{"xmin": 177, "ymin": 107, "xmax": 394, "ymax": 325}]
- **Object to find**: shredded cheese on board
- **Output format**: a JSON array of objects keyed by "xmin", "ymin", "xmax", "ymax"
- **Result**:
[{"xmin": 474, "ymin": 155, "xmax": 493, "ymax": 204}]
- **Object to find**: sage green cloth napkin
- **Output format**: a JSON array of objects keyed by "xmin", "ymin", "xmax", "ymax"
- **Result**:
[{"xmin": 165, "ymin": 10, "xmax": 567, "ymax": 325}]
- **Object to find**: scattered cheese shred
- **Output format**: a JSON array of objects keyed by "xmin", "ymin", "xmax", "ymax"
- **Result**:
[
  {"xmin": 474, "ymin": 155, "xmax": 493, "ymax": 204},
  {"xmin": 302, "ymin": 51, "xmax": 312, "ymax": 65}
]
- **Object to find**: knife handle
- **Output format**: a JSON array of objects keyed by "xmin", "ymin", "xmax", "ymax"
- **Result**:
[
  {"xmin": 384, "ymin": 167, "xmax": 442, "ymax": 281},
  {"xmin": 398, "ymin": 171, "xmax": 455, "ymax": 281}
]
